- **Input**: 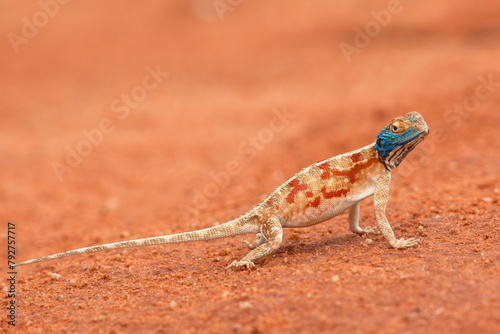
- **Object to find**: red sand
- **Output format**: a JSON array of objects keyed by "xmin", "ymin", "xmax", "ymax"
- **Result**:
[{"xmin": 1, "ymin": 1, "xmax": 499, "ymax": 333}]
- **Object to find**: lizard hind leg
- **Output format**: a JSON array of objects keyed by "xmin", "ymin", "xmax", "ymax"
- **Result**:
[
  {"xmin": 348, "ymin": 202, "xmax": 380, "ymax": 236},
  {"xmin": 226, "ymin": 216, "xmax": 283, "ymax": 270}
]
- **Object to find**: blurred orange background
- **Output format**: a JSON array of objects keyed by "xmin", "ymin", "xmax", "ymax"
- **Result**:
[{"xmin": 1, "ymin": 1, "xmax": 499, "ymax": 333}]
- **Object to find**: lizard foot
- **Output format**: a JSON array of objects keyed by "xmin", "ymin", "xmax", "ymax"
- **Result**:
[
  {"xmin": 391, "ymin": 237, "xmax": 421, "ymax": 249},
  {"xmin": 225, "ymin": 260, "xmax": 256, "ymax": 271},
  {"xmin": 362, "ymin": 226, "xmax": 380, "ymax": 235}
]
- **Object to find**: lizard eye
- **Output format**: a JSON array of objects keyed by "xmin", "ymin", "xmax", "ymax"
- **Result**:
[{"xmin": 391, "ymin": 121, "xmax": 405, "ymax": 134}]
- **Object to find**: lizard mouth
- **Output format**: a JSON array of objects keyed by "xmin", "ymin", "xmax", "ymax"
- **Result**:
[{"xmin": 411, "ymin": 129, "xmax": 429, "ymax": 147}]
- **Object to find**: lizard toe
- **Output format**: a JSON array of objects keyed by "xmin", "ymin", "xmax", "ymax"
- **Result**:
[
  {"xmin": 362, "ymin": 226, "xmax": 380, "ymax": 235},
  {"xmin": 225, "ymin": 260, "xmax": 256, "ymax": 271},
  {"xmin": 392, "ymin": 237, "xmax": 421, "ymax": 249}
]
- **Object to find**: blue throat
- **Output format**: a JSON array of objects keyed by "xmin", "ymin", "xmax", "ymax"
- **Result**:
[{"xmin": 374, "ymin": 128, "xmax": 413, "ymax": 158}]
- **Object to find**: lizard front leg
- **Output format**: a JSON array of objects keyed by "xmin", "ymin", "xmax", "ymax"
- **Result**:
[
  {"xmin": 348, "ymin": 202, "xmax": 379, "ymax": 235},
  {"xmin": 226, "ymin": 216, "xmax": 283, "ymax": 270},
  {"xmin": 374, "ymin": 172, "xmax": 420, "ymax": 249}
]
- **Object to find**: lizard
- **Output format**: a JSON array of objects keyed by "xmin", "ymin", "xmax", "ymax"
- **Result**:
[{"xmin": 15, "ymin": 111, "xmax": 429, "ymax": 271}]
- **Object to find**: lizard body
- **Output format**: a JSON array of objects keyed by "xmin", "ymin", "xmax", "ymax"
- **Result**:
[{"xmin": 15, "ymin": 111, "xmax": 429, "ymax": 270}]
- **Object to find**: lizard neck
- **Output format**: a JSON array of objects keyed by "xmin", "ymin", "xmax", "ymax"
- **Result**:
[
  {"xmin": 367, "ymin": 142, "xmax": 395, "ymax": 172},
  {"xmin": 343, "ymin": 143, "xmax": 390, "ymax": 174}
]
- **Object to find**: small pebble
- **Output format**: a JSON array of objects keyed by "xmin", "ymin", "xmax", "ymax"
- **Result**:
[
  {"xmin": 56, "ymin": 295, "xmax": 63, "ymax": 301},
  {"xmin": 218, "ymin": 249, "xmax": 229, "ymax": 256},
  {"xmin": 50, "ymin": 273, "xmax": 61, "ymax": 281},
  {"xmin": 406, "ymin": 311, "xmax": 418, "ymax": 320},
  {"xmin": 239, "ymin": 301, "xmax": 253, "ymax": 310},
  {"xmin": 81, "ymin": 266, "xmax": 88, "ymax": 272},
  {"xmin": 365, "ymin": 238, "xmax": 373, "ymax": 245},
  {"xmin": 332, "ymin": 275, "xmax": 340, "ymax": 282},
  {"xmin": 169, "ymin": 301, "xmax": 177, "ymax": 310},
  {"xmin": 68, "ymin": 279, "xmax": 77, "ymax": 285},
  {"xmin": 483, "ymin": 197, "xmax": 492, "ymax": 202},
  {"xmin": 433, "ymin": 307, "xmax": 444, "ymax": 316}
]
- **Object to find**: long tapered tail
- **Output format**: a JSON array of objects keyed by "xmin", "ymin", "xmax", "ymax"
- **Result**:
[{"xmin": 15, "ymin": 217, "xmax": 257, "ymax": 267}]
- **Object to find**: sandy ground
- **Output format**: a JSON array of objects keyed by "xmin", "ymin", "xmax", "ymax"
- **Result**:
[{"xmin": 1, "ymin": 1, "xmax": 499, "ymax": 333}]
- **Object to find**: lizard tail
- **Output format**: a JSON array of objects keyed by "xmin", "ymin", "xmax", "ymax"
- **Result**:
[{"xmin": 15, "ymin": 217, "xmax": 258, "ymax": 267}]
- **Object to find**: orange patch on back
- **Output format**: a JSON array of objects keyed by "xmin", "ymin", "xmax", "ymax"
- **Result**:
[
  {"xmin": 318, "ymin": 162, "xmax": 331, "ymax": 179},
  {"xmin": 346, "ymin": 157, "xmax": 378, "ymax": 183},
  {"xmin": 306, "ymin": 196, "xmax": 321, "ymax": 208},
  {"xmin": 321, "ymin": 186, "xmax": 350, "ymax": 199},
  {"xmin": 350, "ymin": 152, "xmax": 362, "ymax": 162},
  {"xmin": 286, "ymin": 178, "xmax": 308, "ymax": 204},
  {"xmin": 305, "ymin": 191, "xmax": 314, "ymax": 197},
  {"xmin": 320, "ymin": 157, "xmax": 378, "ymax": 184}
]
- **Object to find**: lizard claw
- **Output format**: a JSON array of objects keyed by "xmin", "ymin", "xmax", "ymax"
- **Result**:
[
  {"xmin": 225, "ymin": 260, "xmax": 256, "ymax": 271},
  {"xmin": 391, "ymin": 237, "xmax": 421, "ymax": 249}
]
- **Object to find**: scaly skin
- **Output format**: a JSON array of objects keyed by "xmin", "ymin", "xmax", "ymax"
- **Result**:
[{"xmin": 15, "ymin": 111, "xmax": 429, "ymax": 271}]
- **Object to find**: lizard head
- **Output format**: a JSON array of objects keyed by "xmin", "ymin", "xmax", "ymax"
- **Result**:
[{"xmin": 375, "ymin": 111, "xmax": 429, "ymax": 170}]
